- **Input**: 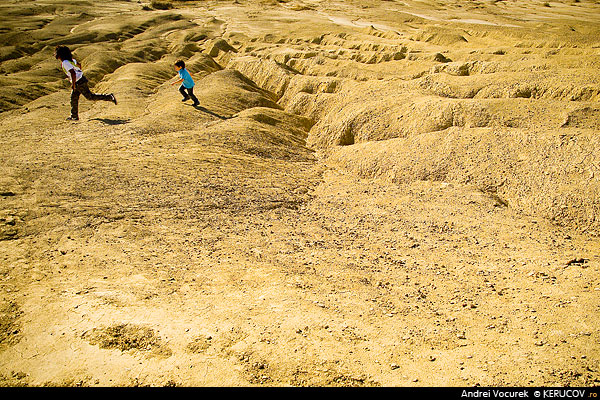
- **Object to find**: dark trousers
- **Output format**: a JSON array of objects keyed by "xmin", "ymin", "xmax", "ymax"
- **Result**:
[
  {"xmin": 70, "ymin": 76, "xmax": 112, "ymax": 118},
  {"xmin": 179, "ymin": 85, "xmax": 199, "ymax": 104}
]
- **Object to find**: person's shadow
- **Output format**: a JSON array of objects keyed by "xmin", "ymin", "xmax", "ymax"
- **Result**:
[
  {"xmin": 90, "ymin": 118, "xmax": 130, "ymax": 125},
  {"xmin": 188, "ymin": 104, "xmax": 229, "ymax": 120}
]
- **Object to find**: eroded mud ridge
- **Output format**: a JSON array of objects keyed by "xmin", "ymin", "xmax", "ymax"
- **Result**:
[{"xmin": 0, "ymin": 0, "xmax": 599, "ymax": 387}]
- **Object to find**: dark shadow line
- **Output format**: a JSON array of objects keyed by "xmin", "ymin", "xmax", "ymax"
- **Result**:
[
  {"xmin": 189, "ymin": 104, "xmax": 229, "ymax": 120},
  {"xmin": 89, "ymin": 118, "xmax": 130, "ymax": 125}
]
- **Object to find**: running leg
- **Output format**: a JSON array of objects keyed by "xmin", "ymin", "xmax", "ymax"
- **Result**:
[
  {"xmin": 187, "ymin": 87, "xmax": 199, "ymax": 106},
  {"xmin": 78, "ymin": 80, "xmax": 112, "ymax": 102},
  {"xmin": 179, "ymin": 85, "xmax": 190, "ymax": 101},
  {"xmin": 70, "ymin": 88, "xmax": 80, "ymax": 119}
]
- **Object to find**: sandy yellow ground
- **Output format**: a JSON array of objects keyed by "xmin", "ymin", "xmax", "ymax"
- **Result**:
[{"xmin": 0, "ymin": 0, "xmax": 599, "ymax": 387}]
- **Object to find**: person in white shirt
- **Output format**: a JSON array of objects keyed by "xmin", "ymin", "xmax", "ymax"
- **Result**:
[{"xmin": 54, "ymin": 45, "xmax": 117, "ymax": 121}]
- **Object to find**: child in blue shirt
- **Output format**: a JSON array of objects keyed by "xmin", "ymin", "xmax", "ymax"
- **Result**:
[{"xmin": 171, "ymin": 60, "xmax": 199, "ymax": 106}]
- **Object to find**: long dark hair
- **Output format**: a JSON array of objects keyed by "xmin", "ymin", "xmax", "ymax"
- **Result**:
[{"xmin": 54, "ymin": 45, "xmax": 73, "ymax": 61}]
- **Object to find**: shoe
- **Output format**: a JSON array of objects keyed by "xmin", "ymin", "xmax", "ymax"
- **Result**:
[
  {"xmin": 66, "ymin": 116, "xmax": 79, "ymax": 121},
  {"xmin": 181, "ymin": 97, "xmax": 190, "ymax": 102},
  {"xmin": 109, "ymin": 94, "xmax": 117, "ymax": 105},
  {"xmin": 193, "ymin": 102, "xmax": 200, "ymax": 107}
]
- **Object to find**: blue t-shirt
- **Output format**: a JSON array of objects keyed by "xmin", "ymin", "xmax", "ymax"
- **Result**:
[{"xmin": 178, "ymin": 68, "xmax": 195, "ymax": 88}]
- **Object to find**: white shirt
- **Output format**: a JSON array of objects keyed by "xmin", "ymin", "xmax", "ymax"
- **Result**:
[{"xmin": 61, "ymin": 59, "xmax": 83, "ymax": 83}]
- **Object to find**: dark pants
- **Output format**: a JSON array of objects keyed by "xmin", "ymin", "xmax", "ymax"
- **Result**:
[
  {"xmin": 70, "ymin": 76, "xmax": 112, "ymax": 118},
  {"xmin": 179, "ymin": 85, "xmax": 199, "ymax": 104}
]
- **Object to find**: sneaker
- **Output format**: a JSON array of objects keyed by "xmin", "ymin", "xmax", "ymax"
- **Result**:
[
  {"xmin": 66, "ymin": 116, "xmax": 79, "ymax": 121},
  {"xmin": 193, "ymin": 102, "xmax": 200, "ymax": 107},
  {"xmin": 110, "ymin": 94, "xmax": 117, "ymax": 105},
  {"xmin": 182, "ymin": 97, "xmax": 190, "ymax": 102}
]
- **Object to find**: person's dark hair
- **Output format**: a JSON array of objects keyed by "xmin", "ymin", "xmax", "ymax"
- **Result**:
[
  {"xmin": 54, "ymin": 45, "xmax": 73, "ymax": 61},
  {"xmin": 175, "ymin": 60, "xmax": 185, "ymax": 69}
]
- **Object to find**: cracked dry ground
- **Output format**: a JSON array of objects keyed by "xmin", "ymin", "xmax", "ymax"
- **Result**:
[{"xmin": 1, "ymin": 0, "xmax": 599, "ymax": 387}]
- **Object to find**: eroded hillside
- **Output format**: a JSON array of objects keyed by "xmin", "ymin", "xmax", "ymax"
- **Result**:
[{"xmin": 0, "ymin": 0, "xmax": 599, "ymax": 387}]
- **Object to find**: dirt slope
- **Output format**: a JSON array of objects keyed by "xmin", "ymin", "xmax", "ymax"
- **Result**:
[{"xmin": 0, "ymin": 0, "xmax": 599, "ymax": 387}]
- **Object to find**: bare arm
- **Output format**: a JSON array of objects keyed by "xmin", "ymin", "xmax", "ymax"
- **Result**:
[
  {"xmin": 69, "ymin": 69, "xmax": 77, "ymax": 90},
  {"xmin": 171, "ymin": 77, "xmax": 184, "ymax": 86}
]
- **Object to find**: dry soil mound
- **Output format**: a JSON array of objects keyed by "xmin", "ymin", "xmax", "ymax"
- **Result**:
[{"xmin": 0, "ymin": 0, "xmax": 598, "ymax": 388}]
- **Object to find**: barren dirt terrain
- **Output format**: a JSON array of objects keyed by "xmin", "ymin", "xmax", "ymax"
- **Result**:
[{"xmin": 0, "ymin": 0, "xmax": 599, "ymax": 387}]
